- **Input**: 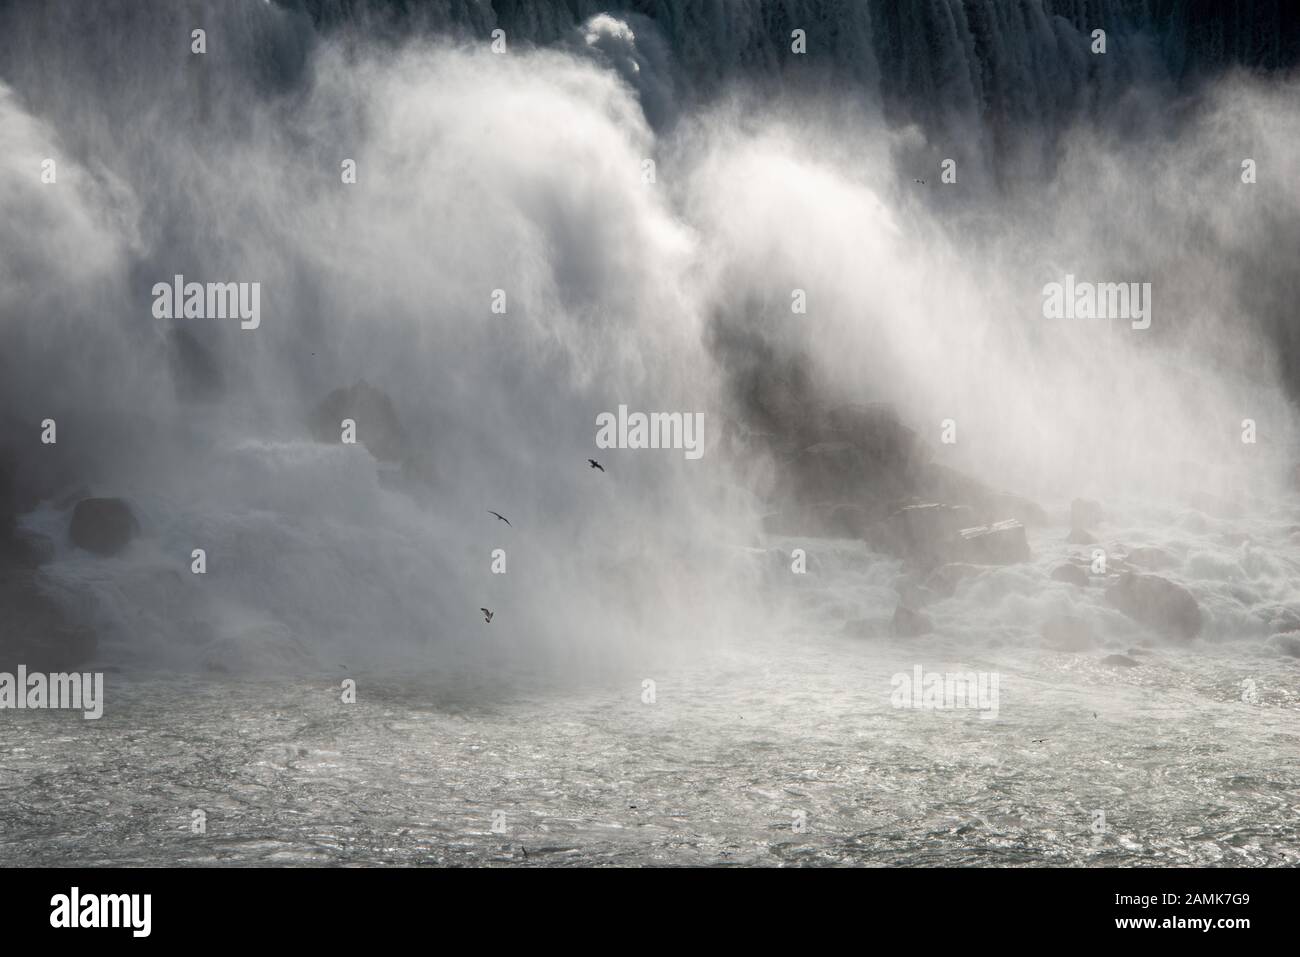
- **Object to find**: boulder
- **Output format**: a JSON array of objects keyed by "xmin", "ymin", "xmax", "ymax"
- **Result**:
[
  {"xmin": 1104, "ymin": 572, "xmax": 1203, "ymax": 641},
  {"xmin": 1066, "ymin": 527, "xmax": 1096, "ymax": 545},
  {"xmin": 309, "ymin": 381, "xmax": 408, "ymax": 463},
  {"xmin": 69, "ymin": 497, "xmax": 139, "ymax": 556},
  {"xmin": 954, "ymin": 520, "xmax": 1030, "ymax": 564},
  {"xmin": 868, "ymin": 503, "xmax": 973, "ymax": 564},
  {"xmin": 1051, "ymin": 563, "xmax": 1089, "ymax": 586}
]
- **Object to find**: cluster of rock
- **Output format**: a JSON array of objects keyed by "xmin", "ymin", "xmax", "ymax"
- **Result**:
[{"xmin": 751, "ymin": 396, "xmax": 1228, "ymax": 648}]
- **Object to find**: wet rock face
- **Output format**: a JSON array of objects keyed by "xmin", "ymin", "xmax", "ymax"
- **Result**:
[
  {"xmin": 1105, "ymin": 572, "xmax": 1203, "ymax": 641},
  {"xmin": 69, "ymin": 497, "xmax": 139, "ymax": 556},
  {"xmin": 771, "ymin": 402, "xmax": 927, "ymax": 519}
]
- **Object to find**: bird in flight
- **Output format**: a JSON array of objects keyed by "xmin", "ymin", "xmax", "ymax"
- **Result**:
[
  {"xmin": 914, "ymin": 178, "xmax": 927, "ymax": 185},
  {"xmin": 480, "ymin": 607, "xmax": 494, "ymax": 623},
  {"xmin": 588, "ymin": 459, "xmax": 604, "ymax": 472},
  {"xmin": 487, "ymin": 510, "xmax": 511, "ymax": 527}
]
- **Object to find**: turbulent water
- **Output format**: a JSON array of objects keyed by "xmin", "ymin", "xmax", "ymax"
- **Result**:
[
  {"xmin": 2, "ymin": 1, "xmax": 1299, "ymax": 866},
  {"xmin": 2, "ymin": 633, "xmax": 1296, "ymax": 867},
  {"xmin": 4, "ymin": 503, "xmax": 1298, "ymax": 867}
]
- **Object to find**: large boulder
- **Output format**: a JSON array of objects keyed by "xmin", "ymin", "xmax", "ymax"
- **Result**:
[
  {"xmin": 1104, "ymin": 572, "xmax": 1203, "ymax": 641},
  {"xmin": 309, "ymin": 381, "xmax": 408, "ymax": 463},
  {"xmin": 868, "ymin": 503, "xmax": 973, "ymax": 564},
  {"xmin": 69, "ymin": 497, "xmax": 139, "ymax": 556}
]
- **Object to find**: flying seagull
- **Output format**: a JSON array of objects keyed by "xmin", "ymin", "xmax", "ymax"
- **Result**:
[
  {"xmin": 588, "ymin": 459, "xmax": 604, "ymax": 472},
  {"xmin": 487, "ymin": 510, "xmax": 511, "ymax": 527},
  {"xmin": 914, "ymin": 178, "xmax": 927, "ymax": 185},
  {"xmin": 480, "ymin": 607, "xmax": 493, "ymax": 623}
]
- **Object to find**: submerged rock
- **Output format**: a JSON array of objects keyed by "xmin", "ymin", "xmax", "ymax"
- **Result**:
[
  {"xmin": 69, "ymin": 497, "xmax": 139, "ymax": 556},
  {"xmin": 1104, "ymin": 572, "xmax": 1203, "ymax": 641}
]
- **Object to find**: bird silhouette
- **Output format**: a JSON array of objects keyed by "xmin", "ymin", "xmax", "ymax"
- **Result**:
[
  {"xmin": 480, "ymin": 607, "xmax": 493, "ymax": 623},
  {"xmin": 588, "ymin": 459, "xmax": 604, "ymax": 472},
  {"xmin": 487, "ymin": 510, "xmax": 511, "ymax": 527}
]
